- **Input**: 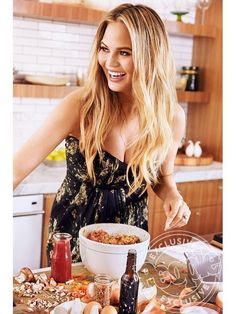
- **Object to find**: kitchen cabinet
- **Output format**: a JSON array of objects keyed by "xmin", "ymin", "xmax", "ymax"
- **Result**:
[
  {"xmin": 148, "ymin": 179, "xmax": 222, "ymax": 245},
  {"xmin": 41, "ymin": 193, "xmax": 56, "ymax": 268}
]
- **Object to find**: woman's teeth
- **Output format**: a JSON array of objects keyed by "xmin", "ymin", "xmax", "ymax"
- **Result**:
[{"xmin": 108, "ymin": 71, "xmax": 126, "ymax": 78}]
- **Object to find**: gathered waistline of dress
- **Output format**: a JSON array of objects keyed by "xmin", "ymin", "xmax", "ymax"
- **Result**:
[{"xmin": 65, "ymin": 170, "xmax": 128, "ymax": 191}]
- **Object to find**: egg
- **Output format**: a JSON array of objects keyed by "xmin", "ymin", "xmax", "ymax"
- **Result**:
[
  {"xmin": 100, "ymin": 305, "xmax": 118, "ymax": 314},
  {"xmin": 83, "ymin": 301, "xmax": 102, "ymax": 314}
]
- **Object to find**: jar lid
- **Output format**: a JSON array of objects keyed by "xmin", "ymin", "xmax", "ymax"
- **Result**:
[{"xmin": 190, "ymin": 66, "xmax": 199, "ymax": 71}]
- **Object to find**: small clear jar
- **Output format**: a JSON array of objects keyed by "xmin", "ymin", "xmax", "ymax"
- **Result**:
[{"xmin": 94, "ymin": 274, "xmax": 112, "ymax": 307}]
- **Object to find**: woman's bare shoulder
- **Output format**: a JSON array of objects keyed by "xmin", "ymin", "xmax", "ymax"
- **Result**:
[
  {"xmin": 173, "ymin": 103, "xmax": 185, "ymax": 123},
  {"xmin": 172, "ymin": 103, "xmax": 186, "ymax": 140},
  {"xmin": 62, "ymin": 87, "xmax": 83, "ymax": 110},
  {"xmin": 56, "ymin": 87, "xmax": 84, "ymax": 121}
]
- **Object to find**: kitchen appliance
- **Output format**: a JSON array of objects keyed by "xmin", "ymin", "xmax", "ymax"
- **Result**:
[{"xmin": 13, "ymin": 195, "xmax": 44, "ymax": 274}]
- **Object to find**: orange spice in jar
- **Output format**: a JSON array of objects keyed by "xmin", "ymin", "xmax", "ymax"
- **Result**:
[{"xmin": 94, "ymin": 274, "xmax": 112, "ymax": 307}]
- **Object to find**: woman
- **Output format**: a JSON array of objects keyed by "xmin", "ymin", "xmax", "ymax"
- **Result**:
[{"xmin": 13, "ymin": 4, "xmax": 191, "ymax": 263}]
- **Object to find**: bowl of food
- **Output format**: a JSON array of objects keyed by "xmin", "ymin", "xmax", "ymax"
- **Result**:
[{"xmin": 79, "ymin": 223, "xmax": 150, "ymax": 279}]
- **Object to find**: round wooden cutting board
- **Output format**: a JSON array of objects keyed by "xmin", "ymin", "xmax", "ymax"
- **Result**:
[{"xmin": 175, "ymin": 154, "xmax": 213, "ymax": 166}]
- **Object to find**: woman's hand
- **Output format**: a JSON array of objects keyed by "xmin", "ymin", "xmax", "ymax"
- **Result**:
[{"xmin": 163, "ymin": 194, "xmax": 191, "ymax": 231}]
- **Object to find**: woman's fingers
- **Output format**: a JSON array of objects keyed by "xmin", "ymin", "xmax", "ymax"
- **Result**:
[
  {"xmin": 168, "ymin": 203, "xmax": 185, "ymax": 229},
  {"xmin": 165, "ymin": 200, "xmax": 191, "ymax": 230},
  {"xmin": 164, "ymin": 198, "xmax": 183, "ymax": 230}
]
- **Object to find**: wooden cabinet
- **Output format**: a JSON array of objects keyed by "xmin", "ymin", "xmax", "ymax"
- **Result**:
[
  {"xmin": 41, "ymin": 193, "xmax": 56, "ymax": 268},
  {"xmin": 187, "ymin": 0, "xmax": 222, "ymax": 161},
  {"xmin": 148, "ymin": 179, "xmax": 222, "ymax": 244}
]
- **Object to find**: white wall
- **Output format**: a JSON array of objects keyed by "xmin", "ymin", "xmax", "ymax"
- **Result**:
[{"xmin": 13, "ymin": 0, "xmax": 196, "ymax": 151}]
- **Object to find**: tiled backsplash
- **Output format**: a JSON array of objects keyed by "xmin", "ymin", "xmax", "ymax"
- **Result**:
[{"xmin": 13, "ymin": 3, "xmax": 195, "ymax": 152}]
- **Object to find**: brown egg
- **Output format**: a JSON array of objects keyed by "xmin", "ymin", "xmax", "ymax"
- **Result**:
[
  {"xmin": 83, "ymin": 301, "xmax": 102, "ymax": 314},
  {"xmin": 100, "ymin": 305, "xmax": 118, "ymax": 314}
]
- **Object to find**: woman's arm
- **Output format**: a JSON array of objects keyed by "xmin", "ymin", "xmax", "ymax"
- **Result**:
[
  {"xmin": 13, "ymin": 89, "xmax": 81, "ymax": 190},
  {"xmin": 152, "ymin": 104, "xmax": 191, "ymax": 230}
]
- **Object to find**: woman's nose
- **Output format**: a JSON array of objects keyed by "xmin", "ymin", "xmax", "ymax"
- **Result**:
[{"xmin": 106, "ymin": 53, "xmax": 119, "ymax": 67}]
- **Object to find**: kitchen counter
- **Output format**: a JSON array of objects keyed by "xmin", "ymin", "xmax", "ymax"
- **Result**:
[
  {"xmin": 13, "ymin": 241, "xmax": 222, "ymax": 313},
  {"xmin": 13, "ymin": 161, "xmax": 222, "ymax": 196}
]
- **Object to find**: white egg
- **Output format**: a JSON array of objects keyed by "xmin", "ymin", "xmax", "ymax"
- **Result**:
[
  {"xmin": 83, "ymin": 301, "xmax": 102, "ymax": 314},
  {"xmin": 181, "ymin": 305, "xmax": 218, "ymax": 314},
  {"xmin": 100, "ymin": 305, "xmax": 118, "ymax": 314},
  {"xmin": 54, "ymin": 306, "xmax": 68, "ymax": 314},
  {"xmin": 70, "ymin": 298, "xmax": 85, "ymax": 314}
]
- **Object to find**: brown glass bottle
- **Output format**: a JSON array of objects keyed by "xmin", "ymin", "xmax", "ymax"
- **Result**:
[{"xmin": 118, "ymin": 249, "xmax": 139, "ymax": 314}]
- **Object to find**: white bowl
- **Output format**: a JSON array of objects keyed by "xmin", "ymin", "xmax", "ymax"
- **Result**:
[{"xmin": 79, "ymin": 223, "xmax": 150, "ymax": 279}]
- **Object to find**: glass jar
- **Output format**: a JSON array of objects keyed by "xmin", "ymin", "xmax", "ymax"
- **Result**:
[
  {"xmin": 181, "ymin": 66, "xmax": 199, "ymax": 91},
  {"xmin": 51, "ymin": 233, "xmax": 72, "ymax": 283},
  {"xmin": 94, "ymin": 274, "xmax": 112, "ymax": 307}
]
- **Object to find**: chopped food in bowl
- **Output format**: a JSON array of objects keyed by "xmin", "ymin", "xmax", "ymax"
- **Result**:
[
  {"xmin": 87, "ymin": 229, "xmax": 141, "ymax": 245},
  {"xmin": 79, "ymin": 223, "xmax": 150, "ymax": 279}
]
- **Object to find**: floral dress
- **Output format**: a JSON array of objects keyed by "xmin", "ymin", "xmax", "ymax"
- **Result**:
[{"xmin": 47, "ymin": 135, "xmax": 148, "ymax": 263}]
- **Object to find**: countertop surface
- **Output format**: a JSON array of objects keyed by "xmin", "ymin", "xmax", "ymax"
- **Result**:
[{"xmin": 14, "ymin": 161, "xmax": 223, "ymax": 196}]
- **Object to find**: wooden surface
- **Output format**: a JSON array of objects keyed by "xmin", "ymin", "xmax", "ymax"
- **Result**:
[
  {"xmin": 41, "ymin": 194, "xmax": 56, "ymax": 268},
  {"xmin": 176, "ymin": 90, "xmax": 210, "ymax": 103},
  {"xmin": 13, "ymin": 0, "xmax": 216, "ymax": 37},
  {"xmin": 164, "ymin": 20, "xmax": 216, "ymax": 38},
  {"xmin": 175, "ymin": 154, "xmax": 213, "ymax": 166},
  {"xmin": 13, "ymin": 84, "xmax": 209, "ymax": 103},
  {"xmin": 148, "ymin": 180, "xmax": 222, "ymax": 242},
  {"xmin": 13, "ymin": 0, "xmax": 106, "ymax": 25},
  {"xmin": 187, "ymin": 0, "xmax": 222, "ymax": 162},
  {"xmin": 13, "ymin": 84, "xmax": 78, "ymax": 99},
  {"xmin": 14, "ymin": 251, "xmax": 216, "ymax": 314}
]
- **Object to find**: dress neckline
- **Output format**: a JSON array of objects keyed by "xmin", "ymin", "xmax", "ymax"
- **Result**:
[{"xmin": 67, "ymin": 135, "xmax": 128, "ymax": 167}]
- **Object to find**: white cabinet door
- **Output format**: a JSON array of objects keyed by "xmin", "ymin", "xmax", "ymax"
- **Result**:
[{"xmin": 13, "ymin": 213, "xmax": 43, "ymax": 274}]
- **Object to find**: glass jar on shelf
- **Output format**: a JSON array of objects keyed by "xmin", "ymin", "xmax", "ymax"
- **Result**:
[{"xmin": 181, "ymin": 66, "xmax": 199, "ymax": 91}]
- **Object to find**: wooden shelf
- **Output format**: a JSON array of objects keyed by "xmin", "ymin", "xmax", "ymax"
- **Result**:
[
  {"xmin": 13, "ymin": 0, "xmax": 216, "ymax": 37},
  {"xmin": 164, "ymin": 20, "xmax": 216, "ymax": 38},
  {"xmin": 13, "ymin": 84, "xmax": 78, "ymax": 98},
  {"xmin": 177, "ymin": 90, "xmax": 210, "ymax": 103},
  {"xmin": 13, "ymin": 84, "xmax": 209, "ymax": 103},
  {"xmin": 13, "ymin": 0, "xmax": 106, "ymax": 25}
]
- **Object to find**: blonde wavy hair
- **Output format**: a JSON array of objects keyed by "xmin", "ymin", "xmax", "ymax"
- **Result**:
[{"xmin": 78, "ymin": 3, "xmax": 177, "ymax": 195}]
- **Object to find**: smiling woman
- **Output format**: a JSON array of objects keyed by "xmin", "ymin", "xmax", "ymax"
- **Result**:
[{"xmin": 13, "ymin": 3, "xmax": 190, "ymax": 265}]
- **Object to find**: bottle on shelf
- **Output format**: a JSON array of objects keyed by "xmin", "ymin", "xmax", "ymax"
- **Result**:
[{"xmin": 118, "ymin": 249, "xmax": 139, "ymax": 314}]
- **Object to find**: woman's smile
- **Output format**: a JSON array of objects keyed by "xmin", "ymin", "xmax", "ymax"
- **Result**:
[{"xmin": 108, "ymin": 70, "xmax": 126, "ymax": 81}]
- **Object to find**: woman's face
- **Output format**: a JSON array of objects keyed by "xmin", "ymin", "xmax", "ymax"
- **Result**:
[{"xmin": 98, "ymin": 21, "xmax": 134, "ymax": 95}]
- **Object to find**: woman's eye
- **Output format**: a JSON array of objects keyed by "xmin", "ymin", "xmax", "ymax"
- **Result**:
[
  {"xmin": 120, "ymin": 51, "xmax": 130, "ymax": 56},
  {"xmin": 100, "ymin": 46, "xmax": 109, "ymax": 52}
]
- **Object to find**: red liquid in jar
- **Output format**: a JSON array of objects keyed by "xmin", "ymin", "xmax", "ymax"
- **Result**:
[{"xmin": 51, "ymin": 233, "xmax": 72, "ymax": 283}]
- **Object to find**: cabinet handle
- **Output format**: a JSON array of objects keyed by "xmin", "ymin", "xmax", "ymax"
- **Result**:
[
  {"xmin": 196, "ymin": 211, "xmax": 201, "ymax": 216},
  {"xmin": 218, "ymin": 185, "xmax": 223, "ymax": 190}
]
